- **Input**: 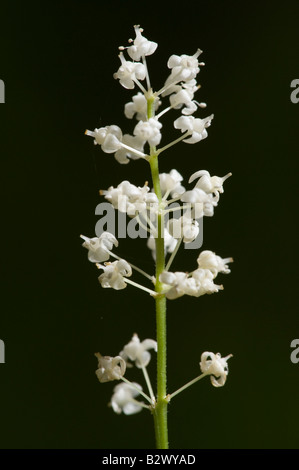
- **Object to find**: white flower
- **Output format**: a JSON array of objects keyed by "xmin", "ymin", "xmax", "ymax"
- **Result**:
[
  {"xmin": 110, "ymin": 382, "xmax": 144, "ymax": 415},
  {"xmin": 169, "ymin": 80, "xmax": 200, "ymax": 115},
  {"xmin": 191, "ymin": 268, "xmax": 223, "ymax": 295},
  {"xmin": 147, "ymin": 227, "xmax": 177, "ymax": 260},
  {"xmin": 98, "ymin": 259, "xmax": 132, "ymax": 290},
  {"xmin": 120, "ymin": 333, "xmax": 157, "ymax": 368},
  {"xmin": 189, "ymin": 170, "xmax": 232, "ymax": 194},
  {"xmin": 134, "ymin": 118, "xmax": 162, "ymax": 146},
  {"xmin": 114, "ymin": 134, "xmax": 146, "ymax": 164},
  {"xmin": 174, "ymin": 114, "xmax": 213, "ymax": 144},
  {"xmin": 197, "ymin": 250, "xmax": 233, "ymax": 277},
  {"xmin": 180, "ymin": 189, "xmax": 219, "ymax": 217},
  {"xmin": 166, "ymin": 49, "xmax": 202, "ymax": 83},
  {"xmin": 102, "ymin": 180, "xmax": 158, "ymax": 217},
  {"xmin": 94, "ymin": 353, "xmax": 126, "ymax": 383},
  {"xmin": 160, "ymin": 268, "xmax": 223, "ymax": 300},
  {"xmin": 81, "ymin": 232, "xmax": 118, "ymax": 263},
  {"xmin": 125, "ymin": 92, "xmax": 148, "ymax": 120},
  {"xmin": 167, "ymin": 215, "xmax": 199, "ymax": 243},
  {"xmin": 200, "ymin": 352, "xmax": 233, "ymax": 387},
  {"xmin": 126, "ymin": 25, "xmax": 158, "ymax": 61},
  {"xmin": 113, "ymin": 52, "xmax": 146, "ymax": 89},
  {"xmin": 125, "ymin": 92, "xmax": 160, "ymax": 121},
  {"xmin": 159, "ymin": 271, "xmax": 189, "ymax": 299},
  {"xmin": 85, "ymin": 125, "xmax": 122, "ymax": 153},
  {"xmin": 159, "ymin": 169, "xmax": 185, "ymax": 198}
]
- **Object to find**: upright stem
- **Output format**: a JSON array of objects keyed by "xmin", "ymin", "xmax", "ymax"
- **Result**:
[{"xmin": 147, "ymin": 93, "xmax": 169, "ymax": 449}]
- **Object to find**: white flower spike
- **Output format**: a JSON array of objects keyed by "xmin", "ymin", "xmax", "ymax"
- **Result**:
[
  {"xmin": 110, "ymin": 382, "xmax": 145, "ymax": 415},
  {"xmin": 81, "ymin": 232, "xmax": 118, "ymax": 263},
  {"xmin": 94, "ymin": 353, "xmax": 126, "ymax": 383},
  {"xmin": 120, "ymin": 333, "xmax": 157, "ymax": 368},
  {"xmin": 200, "ymin": 352, "xmax": 233, "ymax": 387}
]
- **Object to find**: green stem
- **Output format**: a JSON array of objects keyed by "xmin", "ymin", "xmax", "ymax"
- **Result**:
[{"xmin": 147, "ymin": 93, "xmax": 169, "ymax": 449}]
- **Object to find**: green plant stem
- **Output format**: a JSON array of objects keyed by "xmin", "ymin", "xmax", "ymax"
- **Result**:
[{"xmin": 147, "ymin": 93, "xmax": 169, "ymax": 449}]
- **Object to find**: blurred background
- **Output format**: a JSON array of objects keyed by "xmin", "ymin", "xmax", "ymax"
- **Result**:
[{"xmin": 0, "ymin": 0, "xmax": 298, "ymax": 449}]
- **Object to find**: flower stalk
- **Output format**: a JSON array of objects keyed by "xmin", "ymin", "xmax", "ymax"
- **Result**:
[{"xmin": 147, "ymin": 93, "xmax": 169, "ymax": 449}]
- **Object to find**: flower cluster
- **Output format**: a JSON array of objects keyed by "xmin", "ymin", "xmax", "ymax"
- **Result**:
[
  {"xmin": 94, "ymin": 334, "xmax": 157, "ymax": 414},
  {"xmin": 101, "ymin": 180, "xmax": 158, "ymax": 217},
  {"xmin": 85, "ymin": 25, "xmax": 213, "ymax": 164},
  {"xmin": 160, "ymin": 250, "xmax": 233, "ymax": 300},
  {"xmin": 82, "ymin": 26, "xmax": 234, "ymax": 435},
  {"xmin": 94, "ymin": 333, "xmax": 232, "ymax": 415}
]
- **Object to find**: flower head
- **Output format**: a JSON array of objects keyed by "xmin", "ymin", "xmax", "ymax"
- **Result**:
[
  {"xmin": 200, "ymin": 352, "xmax": 233, "ymax": 387},
  {"xmin": 110, "ymin": 382, "xmax": 144, "ymax": 415},
  {"xmin": 197, "ymin": 250, "xmax": 233, "ymax": 277},
  {"xmin": 85, "ymin": 125, "xmax": 122, "ymax": 153},
  {"xmin": 120, "ymin": 333, "xmax": 157, "ymax": 368},
  {"xmin": 113, "ymin": 52, "xmax": 146, "ymax": 89},
  {"xmin": 160, "ymin": 268, "xmax": 223, "ymax": 300},
  {"xmin": 133, "ymin": 118, "xmax": 162, "ymax": 147},
  {"xmin": 81, "ymin": 232, "xmax": 118, "ymax": 263},
  {"xmin": 94, "ymin": 353, "xmax": 126, "ymax": 383},
  {"xmin": 97, "ymin": 259, "xmax": 132, "ymax": 290},
  {"xmin": 168, "ymin": 80, "xmax": 200, "ymax": 115},
  {"xmin": 167, "ymin": 215, "xmax": 199, "ymax": 243},
  {"xmin": 174, "ymin": 115, "xmax": 213, "ymax": 144},
  {"xmin": 125, "ymin": 92, "xmax": 160, "ymax": 121},
  {"xmin": 101, "ymin": 180, "xmax": 158, "ymax": 217},
  {"xmin": 189, "ymin": 170, "xmax": 232, "ymax": 194},
  {"xmin": 166, "ymin": 49, "xmax": 202, "ymax": 83},
  {"xmin": 126, "ymin": 25, "xmax": 158, "ymax": 61},
  {"xmin": 180, "ymin": 189, "xmax": 219, "ymax": 218},
  {"xmin": 159, "ymin": 169, "xmax": 185, "ymax": 198}
]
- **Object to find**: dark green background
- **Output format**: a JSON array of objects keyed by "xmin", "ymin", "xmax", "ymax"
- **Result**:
[{"xmin": 0, "ymin": 0, "xmax": 298, "ymax": 449}]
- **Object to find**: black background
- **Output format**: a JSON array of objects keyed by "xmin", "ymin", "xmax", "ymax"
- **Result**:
[{"xmin": 0, "ymin": 0, "xmax": 298, "ymax": 449}]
